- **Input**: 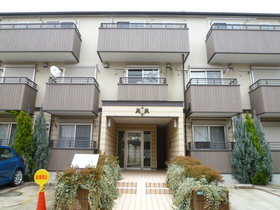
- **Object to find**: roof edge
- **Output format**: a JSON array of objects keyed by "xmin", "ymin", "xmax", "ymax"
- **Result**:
[{"xmin": 1, "ymin": 11, "xmax": 280, "ymax": 18}]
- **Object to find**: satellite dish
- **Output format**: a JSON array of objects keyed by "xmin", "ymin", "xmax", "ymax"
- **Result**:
[{"xmin": 50, "ymin": 66, "xmax": 61, "ymax": 78}]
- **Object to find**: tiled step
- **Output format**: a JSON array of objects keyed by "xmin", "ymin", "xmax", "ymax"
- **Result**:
[{"xmin": 117, "ymin": 181, "xmax": 171, "ymax": 195}]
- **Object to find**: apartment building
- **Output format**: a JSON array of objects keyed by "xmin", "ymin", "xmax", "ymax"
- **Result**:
[{"xmin": 0, "ymin": 11, "xmax": 279, "ymax": 175}]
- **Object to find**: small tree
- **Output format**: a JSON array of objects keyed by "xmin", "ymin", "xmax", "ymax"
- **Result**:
[
  {"xmin": 231, "ymin": 114, "xmax": 260, "ymax": 183},
  {"xmin": 11, "ymin": 110, "xmax": 34, "ymax": 181},
  {"xmin": 32, "ymin": 106, "xmax": 50, "ymax": 174},
  {"xmin": 251, "ymin": 115, "xmax": 273, "ymax": 184}
]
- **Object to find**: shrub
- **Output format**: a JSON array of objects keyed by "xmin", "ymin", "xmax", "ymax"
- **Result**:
[
  {"xmin": 183, "ymin": 165, "xmax": 224, "ymax": 183},
  {"xmin": 166, "ymin": 156, "xmax": 228, "ymax": 210},
  {"xmin": 53, "ymin": 153, "xmax": 121, "ymax": 210}
]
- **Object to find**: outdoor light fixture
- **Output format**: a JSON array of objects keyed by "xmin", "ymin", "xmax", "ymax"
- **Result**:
[
  {"xmin": 43, "ymin": 62, "xmax": 49, "ymax": 68},
  {"xmin": 107, "ymin": 118, "xmax": 111, "ymax": 127},
  {"xmin": 166, "ymin": 63, "xmax": 172, "ymax": 70},
  {"xmin": 224, "ymin": 63, "xmax": 234, "ymax": 73},
  {"xmin": 135, "ymin": 106, "xmax": 149, "ymax": 116},
  {"xmin": 103, "ymin": 63, "xmax": 110, "ymax": 68},
  {"xmin": 174, "ymin": 119, "xmax": 177, "ymax": 128}
]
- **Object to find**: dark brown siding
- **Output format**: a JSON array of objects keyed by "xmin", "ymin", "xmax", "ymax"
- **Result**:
[
  {"xmin": 185, "ymin": 85, "xmax": 242, "ymax": 116},
  {"xmin": 0, "ymin": 84, "xmax": 37, "ymax": 114},
  {"xmin": 250, "ymin": 86, "xmax": 280, "ymax": 115},
  {"xmin": 118, "ymin": 84, "xmax": 168, "ymax": 101},
  {"xmin": 44, "ymin": 84, "xmax": 99, "ymax": 115},
  {"xmin": 98, "ymin": 28, "xmax": 189, "ymax": 52}
]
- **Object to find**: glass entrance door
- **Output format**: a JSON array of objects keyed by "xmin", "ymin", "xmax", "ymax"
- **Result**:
[
  {"xmin": 126, "ymin": 132, "xmax": 142, "ymax": 169},
  {"xmin": 118, "ymin": 130, "xmax": 151, "ymax": 169}
]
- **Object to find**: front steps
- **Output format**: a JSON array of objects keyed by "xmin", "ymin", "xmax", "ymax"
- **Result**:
[{"xmin": 117, "ymin": 181, "xmax": 171, "ymax": 195}]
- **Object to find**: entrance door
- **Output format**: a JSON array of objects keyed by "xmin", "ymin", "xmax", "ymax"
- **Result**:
[
  {"xmin": 126, "ymin": 132, "xmax": 142, "ymax": 169},
  {"xmin": 118, "ymin": 130, "xmax": 151, "ymax": 169}
]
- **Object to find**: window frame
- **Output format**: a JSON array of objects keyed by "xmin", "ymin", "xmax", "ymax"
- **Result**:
[
  {"xmin": 192, "ymin": 125, "xmax": 227, "ymax": 149},
  {"xmin": 0, "ymin": 123, "xmax": 17, "ymax": 146},
  {"xmin": 126, "ymin": 68, "xmax": 160, "ymax": 84},
  {"xmin": 58, "ymin": 123, "xmax": 92, "ymax": 148}
]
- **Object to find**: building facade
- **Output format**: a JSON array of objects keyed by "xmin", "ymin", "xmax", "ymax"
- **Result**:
[{"xmin": 0, "ymin": 11, "xmax": 279, "ymax": 174}]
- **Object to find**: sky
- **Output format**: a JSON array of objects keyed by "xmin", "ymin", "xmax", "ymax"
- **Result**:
[{"xmin": 0, "ymin": 0, "xmax": 280, "ymax": 14}]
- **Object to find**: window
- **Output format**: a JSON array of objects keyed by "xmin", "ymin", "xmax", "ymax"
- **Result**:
[
  {"xmin": 3, "ymin": 65, "xmax": 36, "ymax": 81},
  {"xmin": 193, "ymin": 126, "xmax": 226, "ymax": 149},
  {"xmin": 116, "ymin": 21, "xmax": 130, "ymax": 28},
  {"xmin": 260, "ymin": 23, "xmax": 273, "ymax": 30},
  {"xmin": 59, "ymin": 125, "xmax": 91, "ymax": 148},
  {"xmin": 0, "ymin": 148, "xmax": 13, "ymax": 161},
  {"xmin": 127, "ymin": 69, "xmax": 159, "ymax": 84},
  {"xmin": 164, "ymin": 21, "xmax": 175, "ymax": 28},
  {"xmin": 190, "ymin": 70, "xmax": 221, "ymax": 84},
  {"xmin": 0, "ymin": 124, "xmax": 17, "ymax": 146}
]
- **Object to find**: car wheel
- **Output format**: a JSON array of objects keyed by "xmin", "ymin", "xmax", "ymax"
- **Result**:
[{"xmin": 11, "ymin": 169, "xmax": 23, "ymax": 187}]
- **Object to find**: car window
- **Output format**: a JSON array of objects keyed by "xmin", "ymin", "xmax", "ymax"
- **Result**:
[{"xmin": 0, "ymin": 148, "xmax": 13, "ymax": 161}]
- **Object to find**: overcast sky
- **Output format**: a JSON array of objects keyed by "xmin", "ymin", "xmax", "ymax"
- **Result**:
[{"xmin": 0, "ymin": 0, "xmax": 279, "ymax": 13}]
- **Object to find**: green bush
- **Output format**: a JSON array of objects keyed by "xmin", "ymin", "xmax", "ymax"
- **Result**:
[
  {"xmin": 166, "ymin": 156, "xmax": 228, "ymax": 210},
  {"xmin": 53, "ymin": 153, "xmax": 121, "ymax": 210}
]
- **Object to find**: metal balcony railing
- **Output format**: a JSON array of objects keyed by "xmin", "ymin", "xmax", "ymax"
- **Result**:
[
  {"xmin": 100, "ymin": 23, "xmax": 187, "ymax": 29},
  {"xmin": 188, "ymin": 141, "xmax": 280, "ymax": 151},
  {"xmin": 249, "ymin": 79, "xmax": 280, "ymax": 91},
  {"xmin": 48, "ymin": 77, "xmax": 99, "ymax": 87},
  {"xmin": 186, "ymin": 78, "xmax": 238, "ymax": 89},
  {"xmin": 0, "ymin": 22, "xmax": 81, "ymax": 38},
  {"xmin": 0, "ymin": 139, "xmax": 13, "ymax": 146},
  {"xmin": 0, "ymin": 77, "xmax": 37, "ymax": 89},
  {"xmin": 119, "ymin": 77, "xmax": 167, "ymax": 84},
  {"xmin": 188, "ymin": 142, "xmax": 234, "ymax": 150},
  {"xmin": 49, "ymin": 140, "xmax": 96, "ymax": 149},
  {"xmin": 206, "ymin": 23, "xmax": 280, "ymax": 39}
]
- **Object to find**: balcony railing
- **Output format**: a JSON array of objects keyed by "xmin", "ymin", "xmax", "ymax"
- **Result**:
[
  {"xmin": 0, "ymin": 77, "xmax": 37, "ymax": 89},
  {"xmin": 0, "ymin": 139, "xmax": 13, "ymax": 146},
  {"xmin": 49, "ymin": 140, "xmax": 96, "ymax": 149},
  {"xmin": 48, "ymin": 77, "xmax": 99, "ymax": 87},
  {"xmin": 100, "ymin": 23, "xmax": 187, "ymax": 29},
  {"xmin": 249, "ymin": 79, "xmax": 280, "ymax": 91},
  {"xmin": 188, "ymin": 141, "xmax": 280, "ymax": 151},
  {"xmin": 188, "ymin": 142, "xmax": 234, "ymax": 150},
  {"xmin": 187, "ymin": 78, "xmax": 237, "ymax": 89},
  {"xmin": 119, "ymin": 77, "xmax": 167, "ymax": 84},
  {"xmin": 0, "ymin": 22, "xmax": 81, "ymax": 38},
  {"xmin": 206, "ymin": 23, "xmax": 280, "ymax": 39}
]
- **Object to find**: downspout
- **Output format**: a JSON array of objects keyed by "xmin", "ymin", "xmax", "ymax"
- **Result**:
[
  {"xmin": 182, "ymin": 54, "xmax": 188, "ymax": 156},
  {"xmin": 97, "ymin": 111, "xmax": 102, "ymax": 154}
]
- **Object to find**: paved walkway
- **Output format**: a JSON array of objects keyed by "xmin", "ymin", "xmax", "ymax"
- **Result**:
[{"xmin": 0, "ymin": 170, "xmax": 280, "ymax": 209}]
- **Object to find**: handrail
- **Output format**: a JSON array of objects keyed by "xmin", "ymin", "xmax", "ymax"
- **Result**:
[
  {"xmin": 49, "ymin": 139, "xmax": 96, "ymax": 149},
  {"xmin": 0, "ymin": 22, "xmax": 81, "ymax": 38},
  {"xmin": 119, "ymin": 77, "xmax": 167, "ymax": 84},
  {"xmin": 48, "ymin": 77, "xmax": 99, "ymax": 87},
  {"xmin": 206, "ymin": 23, "xmax": 280, "ymax": 39},
  {"xmin": 188, "ymin": 141, "xmax": 280, "ymax": 151},
  {"xmin": 249, "ymin": 79, "xmax": 280, "ymax": 91},
  {"xmin": 100, "ymin": 23, "xmax": 188, "ymax": 29},
  {"xmin": 0, "ymin": 77, "xmax": 37, "ymax": 89},
  {"xmin": 186, "ymin": 78, "xmax": 238, "ymax": 89}
]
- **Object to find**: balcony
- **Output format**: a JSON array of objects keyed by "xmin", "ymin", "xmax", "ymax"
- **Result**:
[
  {"xmin": 185, "ymin": 78, "xmax": 242, "ymax": 117},
  {"xmin": 249, "ymin": 79, "xmax": 280, "ymax": 117},
  {"xmin": 206, "ymin": 23, "xmax": 280, "ymax": 64},
  {"xmin": 97, "ymin": 23, "xmax": 190, "ymax": 63},
  {"xmin": 0, "ymin": 77, "xmax": 37, "ymax": 114},
  {"xmin": 44, "ymin": 77, "xmax": 100, "ymax": 116},
  {"xmin": 0, "ymin": 22, "xmax": 82, "ymax": 63},
  {"xmin": 118, "ymin": 77, "xmax": 168, "ymax": 101}
]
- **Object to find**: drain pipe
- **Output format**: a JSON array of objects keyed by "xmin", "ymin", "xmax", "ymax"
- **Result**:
[
  {"xmin": 97, "ymin": 111, "xmax": 102, "ymax": 154},
  {"xmin": 182, "ymin": 54, "xmax": 188, "ymax": 156}
]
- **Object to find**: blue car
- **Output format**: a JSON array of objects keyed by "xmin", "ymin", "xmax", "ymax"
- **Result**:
[{"xmin": 0, "ymin": 146, "xmax": 25, "ymax": 186}]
